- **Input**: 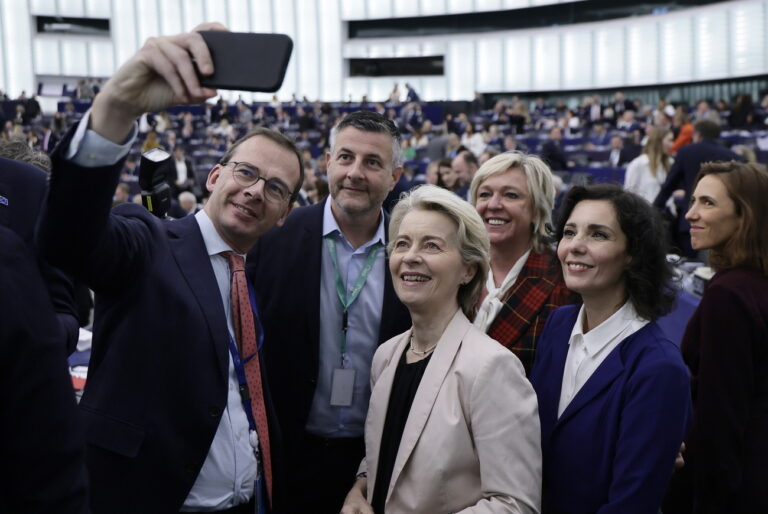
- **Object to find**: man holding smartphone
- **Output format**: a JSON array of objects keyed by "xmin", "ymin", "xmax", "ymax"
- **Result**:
[
  {"xmin": 38, "ymin": 24, "xmax": 299, "ymax": 513},
  {"xmin": 248, "ymin": 111, "xmax": 412, "ymax": 513}
]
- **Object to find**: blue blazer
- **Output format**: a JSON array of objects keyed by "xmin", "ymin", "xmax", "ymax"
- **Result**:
[
  {"xmin": 530, "ymin": 305, "xmax": 691, "ymax": 514},
  {"xmin": 38, "ymin": 132, "xmax": 284, "ymax": 513}
]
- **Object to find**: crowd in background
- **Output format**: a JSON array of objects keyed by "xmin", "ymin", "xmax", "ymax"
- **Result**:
[
  {"xmin": 3, "ymin": 83, "xmax": 768, "ymax": 209},
  {"xmin": 2, "ymin": 19, "xmax": 768, "ymax": 513}
]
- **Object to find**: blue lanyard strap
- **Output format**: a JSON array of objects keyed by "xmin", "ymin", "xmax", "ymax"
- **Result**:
[
  {"xmin": 226, "ymin": 280, "xmax": 264, "ymax": 432},
  {"xmin": 323, "ymin": 235, "xmax": 382, "ymax": 363}
]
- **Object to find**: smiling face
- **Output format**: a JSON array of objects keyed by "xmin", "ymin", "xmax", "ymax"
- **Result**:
[
  {"xmin": 685, "ymin": 174, "xmax": 741, "ymax": 251},
  {"xmin": 327, "ymin": 127, "xmax": 402, "ymax": 219},
  {"xmin": 474, "ymin": 168, "xmax": 534, "ymax": 251},
  {"xmin": 557, "ymin": 200, "xmax": 630, "ymax": 306},
  {"xmin": 389, "ymin": 209, "xmax": 475, "ymax": 317},
  {"xmin": 204, "ymin": 136, "xmax": 300, "ymax": 253}
]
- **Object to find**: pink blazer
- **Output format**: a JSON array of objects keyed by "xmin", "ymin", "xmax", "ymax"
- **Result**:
[{"xmin": 360, "ymin": 310, "xmax": 542, "ymax": 513}]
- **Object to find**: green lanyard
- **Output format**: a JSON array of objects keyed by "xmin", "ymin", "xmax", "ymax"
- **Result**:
[{"xmin": 324, "ymin": 235, "xmax": 382, "ymax": 366}]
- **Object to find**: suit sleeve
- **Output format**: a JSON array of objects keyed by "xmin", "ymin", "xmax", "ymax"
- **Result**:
[
  {"xmin": 38, "ymin": 131, "xmax": 153, "ymax": 293},
  {"xmin": 653, "ymin": 155, "xmax": 683, "ymax": 209},
  {"xmin": 456, "ymin": 350, "xmax": 542, "ymax": 514},
  {"xmin": 688, "ymin": 284, "xmax": 756, "ymax": 513},
  {"xmin": 598, "ymin": 340, "xmax": 692, "ymax": 514}
]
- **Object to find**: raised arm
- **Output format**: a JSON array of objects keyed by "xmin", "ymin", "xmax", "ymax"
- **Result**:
[{"xmin": 38, "ymin": 24, "xmax": 224, "ymax": 288}]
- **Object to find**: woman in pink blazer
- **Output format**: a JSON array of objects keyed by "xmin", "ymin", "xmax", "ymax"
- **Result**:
[{"xmin": 341, "ymin": 185, "xmax": 541, "ymax": 514}]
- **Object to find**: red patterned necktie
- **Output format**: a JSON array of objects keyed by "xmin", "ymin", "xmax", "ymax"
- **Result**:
[{"xmin": 224, "ymin": 251, "xmax": 272, "ymax": 506}]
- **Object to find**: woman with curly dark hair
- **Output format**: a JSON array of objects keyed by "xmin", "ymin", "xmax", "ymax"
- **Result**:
[
  {"xmin": 664, "ymin": 162, "xmax": 768, "ymax": 514},
  {"xmin": 529, "ymin": 184, "xmax": 692, "ymax": 513}
]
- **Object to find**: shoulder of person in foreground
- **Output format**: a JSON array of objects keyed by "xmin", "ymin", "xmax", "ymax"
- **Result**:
[{"xmin": 0, "ymin": 227, "xmax": 88, "ymax": 513}]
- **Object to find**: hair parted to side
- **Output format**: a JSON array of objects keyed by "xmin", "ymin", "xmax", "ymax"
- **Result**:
[
  {"xmin": 694, "ymin": 161, "xmax": 768, "ymax": 276},
  {"xmin": 388, "ymin": 184, "xmax": 490, "ymax": 319},
  {"xmin": 219, "ymin": 127, "xmax": 305, "ymax": 203},
  {"xmin": 556, "ymin": 184, "xmax": 676, "ymax": 321},
  {"xmin": 330, "ymin": 110, "xmax": 403, "ymax": 169},
  {"xmin": 469, "ymin": 151, "xmax": 556, "ymax": 253}
]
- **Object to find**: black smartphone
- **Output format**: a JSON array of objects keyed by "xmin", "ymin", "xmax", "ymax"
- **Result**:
[{"xmin": 197, "ymin": 31, "xmax": 293, "ymax": 92}]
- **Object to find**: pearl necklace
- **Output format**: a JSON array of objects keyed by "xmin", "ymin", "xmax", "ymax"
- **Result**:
[{"xmin": 409, "ymin": 335, "xmax": 437, "ymax": 356}]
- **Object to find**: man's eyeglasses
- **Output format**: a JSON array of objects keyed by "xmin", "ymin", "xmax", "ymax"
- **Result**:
[{"xmin": 221, "ymin": 161, "xmax": 292, "ymax": 203}]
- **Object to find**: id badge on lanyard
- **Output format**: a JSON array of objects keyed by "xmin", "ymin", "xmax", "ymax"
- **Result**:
[{"xmin": 324, "ymin": 236, "xmax": 381, "ymax": 408}]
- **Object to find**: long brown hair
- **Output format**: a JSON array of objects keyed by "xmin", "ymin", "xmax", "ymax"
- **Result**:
[
  {"xmin": 643, "ymin": 128, "xmax": 671, "ymax": 178},
  {"xmin": 695, "ymin": 161, "xmax": 768, "ymax": 276}
]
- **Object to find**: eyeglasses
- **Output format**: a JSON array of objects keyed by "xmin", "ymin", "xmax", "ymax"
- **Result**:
[{"xmin": 221, "ymin": 161, "xmax": 292, "ymax": 203}]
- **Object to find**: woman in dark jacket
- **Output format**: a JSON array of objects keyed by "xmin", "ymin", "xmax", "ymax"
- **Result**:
[{"xmin": 665, "ymin": 161, "xmax": 768, "ymax": 513}]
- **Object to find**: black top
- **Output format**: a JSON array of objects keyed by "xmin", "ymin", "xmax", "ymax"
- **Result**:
[{"xmin": 371, "ymin": 349, "xmax": 433, "ymax": 514}]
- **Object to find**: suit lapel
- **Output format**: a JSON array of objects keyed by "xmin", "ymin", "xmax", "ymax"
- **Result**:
[
  {"xmin": 537, "ymin": 324, "xmax": 571, "ymax": 428},
  {"xmin": 387, "ymin": 310, "xmax": 470, "ymax": 502},
  {"xmin": 555, "ymin": 344, "xmax": 624, "ymax": 429},
  {"xmin": 167, "ymin": 215, "xmax": 229, "ymax": 379}
]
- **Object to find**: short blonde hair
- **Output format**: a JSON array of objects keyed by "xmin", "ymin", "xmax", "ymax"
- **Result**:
[
  {"xmin": 469, "ymin": 151, "xmax": 555, "ymax": 253},
  {"xmin": 388, "ymin": 185, "xmax": 490, "ymax": 318}
]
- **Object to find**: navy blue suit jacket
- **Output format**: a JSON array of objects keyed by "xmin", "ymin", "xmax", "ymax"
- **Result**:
[
  {"xmin": 653, "ymin": 140, "xmax": 741, "ymax": 217},
  {"xmin": 246, "ymin": 199, "xmax": 411, "ymax": 466},
  {"xmin": 0, "ymin": 227, "xmax": 88, "ymax": 513},
  {"xmin": 0, "ymin": 156, "xmax": 80, "ymax": 352},
  {"xmin": 530, "ymin": 305, "xmax": 691, "ymax": 514},
  {"xmin": 38, "ymin": 138, "xmax": 283, "ymax": 513}
]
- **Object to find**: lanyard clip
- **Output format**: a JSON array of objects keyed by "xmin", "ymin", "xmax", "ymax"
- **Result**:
[{"xmin": 342, "ymin": 310, "xmax": 349, "ymax": 333}]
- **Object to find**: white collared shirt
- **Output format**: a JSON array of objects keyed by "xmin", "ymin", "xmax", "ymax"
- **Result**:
[
  {"xmin": 182, "ymin": 210, "xmax": 257, "ymax": 510},
  {"xmin": 557, "ymin": 301, "xmax": 648, "ymax": 417}
]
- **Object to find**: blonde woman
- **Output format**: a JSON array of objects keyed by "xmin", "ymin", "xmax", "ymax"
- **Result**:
[{"xmin": 624, "ymin": 128, "xmax": 673, "ymax": 203}]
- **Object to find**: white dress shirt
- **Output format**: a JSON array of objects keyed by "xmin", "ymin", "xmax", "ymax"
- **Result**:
[{"xmin": 558, "ymin": 301, "xmax": 648, "ymax": 417}]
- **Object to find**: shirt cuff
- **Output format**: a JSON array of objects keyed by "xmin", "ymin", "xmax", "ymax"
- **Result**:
[{"xmin": 66, "ymin": 109, "xmax": 138, "ymax": 167}]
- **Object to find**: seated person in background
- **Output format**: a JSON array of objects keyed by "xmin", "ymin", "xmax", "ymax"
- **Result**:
[
  {"xmin": 470, "ymin": 152, "xmax": 577, "ymax": 375},
  {"xmin": 530, "ymin": 184, "xmax": 691, "ymax": 514},
  {"xmin": 162, "ymin": 145, "xmax": 197, "ymax": 199},
  {"xmin": 503, "ymin": 134, "xmax": 527, "ymax": 153},
  {"xmin": 539, "ymin": 126, "xmax": 573, "ymax": 171},
  {"xmin": 342, "ymin": 185, "xmax": 541, "ymax": 514},
  {"xmin": 608, "ymin": 134, "xmax": 636, "ymax": 168},
  {"xmin": 112, "ymin": 182, "xmax": 131, "ymax": 207},
  {"xmin": 178, "ymin": 191, "xmax": 200, "ymax": 216},
  {"xmin": 451, "ymin": 150, "xmax": 479, "ymax": 199},
  {"xmin": 585, "ymin": 123, "xmax": 611, "ymax": 148},
  {"xmin": 665, "ymin": 162, "xmax": 768, "ymax": 514},
  {"xmin": 670, "ymin": 108, "xmax": 693, "ymax": 155}
]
